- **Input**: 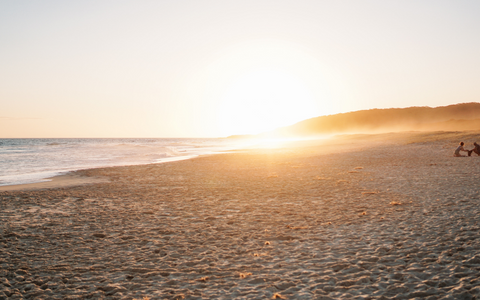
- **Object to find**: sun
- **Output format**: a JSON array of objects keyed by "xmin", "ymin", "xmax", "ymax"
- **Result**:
[
  {"xmin": 218, "ymin": 67, "xmax": 317, "ymax": 135},
  {"xmin": 178, "ymin": 39, "xmax": 332, "ymax": 137},
  {"xmin": 208, "ymin": 40, "xmax": 332, "ymax": 136}
]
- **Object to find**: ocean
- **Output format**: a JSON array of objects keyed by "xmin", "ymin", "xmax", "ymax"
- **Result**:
[{"xmin": 0, "ymin": 138, "xmax": 242, "ymax": 187}]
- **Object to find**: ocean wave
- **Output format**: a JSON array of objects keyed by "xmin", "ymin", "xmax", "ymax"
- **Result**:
[{"xmin": 0, "ymin": 138, "xmax": 238, "ymax": 187}]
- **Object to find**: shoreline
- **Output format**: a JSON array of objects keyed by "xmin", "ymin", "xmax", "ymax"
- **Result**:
[
  {"xmin": 1, "ymin": 130, "xmax": 478, "ymax": 192},
  {"xmin": 0, "ymin": 173, "xmax": 110, "ymax": 192},
  {"xmin": 0, "ymin": 154, "xmax": 210, "ymax": 192},
  {"xmin": 0, "ymin": 137, "xmax": 239, "ymax": 190},
  {"xmin": 0, "ymin": 136, "xmax": 330, "ymax": 192}
]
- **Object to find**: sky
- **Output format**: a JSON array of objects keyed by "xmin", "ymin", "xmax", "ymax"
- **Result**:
[{"xmin": 1, "ymin": 0, "xmax": 480, "ymax": 138}]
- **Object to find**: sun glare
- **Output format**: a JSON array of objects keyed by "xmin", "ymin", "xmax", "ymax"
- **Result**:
[
  {"xmin": 210, "ymin": 41, "xmax": 330, "ymax": 136},
  {"xmin": 218, "ymin": 68, "xmax": 317, "ymax": 135},
  {"xmin": 180, "ymin": 40, "xmax": 332, "ymax": 137}
]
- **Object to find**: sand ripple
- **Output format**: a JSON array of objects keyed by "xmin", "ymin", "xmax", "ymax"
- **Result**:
[{"xmin": 1, "ymin": 133, "xmax": 480, "ymax": 299}]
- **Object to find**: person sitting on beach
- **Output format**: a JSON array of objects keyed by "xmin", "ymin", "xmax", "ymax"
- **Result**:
[
  {"xmin": 468, "ymin": 142, "xmax": 480, "ymax": 156},
  {"xmin": 454, "ymin": 142, "xmax": 468, "ymax": 157}
]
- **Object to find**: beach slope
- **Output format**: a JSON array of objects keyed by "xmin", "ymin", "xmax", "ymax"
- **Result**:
[{"xmin": 1, "ymin": 131, "xmax": 480, "ymax": 299}]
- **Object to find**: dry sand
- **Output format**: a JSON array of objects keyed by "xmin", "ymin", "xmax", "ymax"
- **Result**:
[{"xmin": 1, "ymin": 131, "xmax": 480, "ymax": 300}]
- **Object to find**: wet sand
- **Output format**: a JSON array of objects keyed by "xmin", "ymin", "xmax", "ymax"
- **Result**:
[
  {"xmin": 0, "ymin": 174, "xmax": 109, "ymax": 192},
  {"xmin": 1, "ymin": 131, "xmax": 480, "ymax": 299}
]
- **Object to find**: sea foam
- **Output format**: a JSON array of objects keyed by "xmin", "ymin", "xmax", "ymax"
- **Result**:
[{"xmin": 0, "ymin": 138, "xmax": 238, "ymax": 186}]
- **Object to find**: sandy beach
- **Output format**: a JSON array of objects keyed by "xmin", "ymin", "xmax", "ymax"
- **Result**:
[{"xmin": 1, "ymin": 131, "xmax": 480, "ymax": 300}]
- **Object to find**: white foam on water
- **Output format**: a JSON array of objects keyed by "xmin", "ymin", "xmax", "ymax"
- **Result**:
[{"xmin": 0, "ymin": 138, "xmax": 240, "ymax": 186}]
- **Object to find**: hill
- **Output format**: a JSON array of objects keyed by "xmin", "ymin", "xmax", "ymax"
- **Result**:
[{"xmin": 264, "ymin": 102, "xmax": 480, "ymax": 137}]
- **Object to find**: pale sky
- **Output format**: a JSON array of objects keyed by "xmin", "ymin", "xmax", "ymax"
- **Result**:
[{"xmin": 1, "ymin": 0, "xmax": 480, "ymax": 138}]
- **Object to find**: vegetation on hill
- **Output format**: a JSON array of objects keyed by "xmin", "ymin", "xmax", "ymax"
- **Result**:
[{"xmin": 266, "ymin": 102, "xmax": 480, "ymax": 137}]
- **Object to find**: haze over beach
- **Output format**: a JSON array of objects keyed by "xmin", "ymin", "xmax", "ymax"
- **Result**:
[{"xmin": 2, "ymin": 1, "xmax": 480, "ymax": 300}]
